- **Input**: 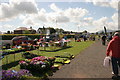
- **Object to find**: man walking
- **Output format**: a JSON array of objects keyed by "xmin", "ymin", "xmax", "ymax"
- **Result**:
[
  {"xmin": 106, "ymin": 32, "xmax": 120, "ymax": 78},
  {"xmin": 102, "ymin": 34, "xmax": 107, "ymax": 45}
]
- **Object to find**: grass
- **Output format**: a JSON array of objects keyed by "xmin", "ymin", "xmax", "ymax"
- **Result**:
[
  {"xmin": 30, "ymin": 41, "xmax": 94, "ymax": 57},
  {"xmin": 2, "ymin": 52, "xmax": 24, "ymax": 70},
  {"xmin": 2, "ymin": 40, "xmax": 94, "ymax": 78}
]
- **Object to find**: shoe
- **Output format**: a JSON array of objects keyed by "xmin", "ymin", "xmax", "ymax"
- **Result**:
[
  {"xmin": 112, "ymin": 75, "xmax": 117, "ymax": 79},
  {"xmin": 112, "ymin": 72, "xmax": 115, "ymax": 75},
  {"xmin": 112, "ymin": 75, "xmax": 120, "ymax": 80}
]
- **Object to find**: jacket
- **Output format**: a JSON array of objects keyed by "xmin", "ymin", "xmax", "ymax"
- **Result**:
[{"xmin": 106, "ymin": 36, "xmax": 120, "ymax": 58}]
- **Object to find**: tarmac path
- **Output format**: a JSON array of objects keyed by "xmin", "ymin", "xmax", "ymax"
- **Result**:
[{"xmin": 49, "ymin": 40, "xmax": 113, "ymax": 79}]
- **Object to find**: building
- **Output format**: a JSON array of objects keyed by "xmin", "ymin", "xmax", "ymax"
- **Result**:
[
  {"xmin": 37, "ymin": 26, "xmax": 56, "ymax": 35},
  {"xmin": 14, "ymin": 27, "xmax": 36, "ymax": 34}
]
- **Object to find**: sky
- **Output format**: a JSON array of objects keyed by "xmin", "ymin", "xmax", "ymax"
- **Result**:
[{"xmin": 0, "ymin": 0, "xmax": 119, "ymax": 33}]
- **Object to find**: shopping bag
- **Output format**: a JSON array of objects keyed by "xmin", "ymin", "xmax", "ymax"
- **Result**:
[{"xmin": 103, "ymin": 56, "xmax": 111, "ymax": 67}]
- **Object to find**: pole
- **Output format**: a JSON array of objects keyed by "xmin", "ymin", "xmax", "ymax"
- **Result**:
[{"xmin": 104, "ymin": 26, "xmax": 107, "ymax": 35}]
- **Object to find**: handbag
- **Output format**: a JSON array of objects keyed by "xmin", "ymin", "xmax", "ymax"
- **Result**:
[{"xmin": 103, "ymin": 56, "xmax": 111, "ymax": 67}]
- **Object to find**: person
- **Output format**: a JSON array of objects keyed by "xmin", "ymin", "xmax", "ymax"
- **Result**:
[
  {"xmin": 74, "ymin": 35, "xmax": 78, "ymax": 42},
  {"xmin": 39, "ymin": 38, "xmax": 44, "ymax": 47},
  {"xmin": 98, "ymin": 35, "xmax": 101, "ymax": 40},
  {"xmin": 60, "ymin": 37, "xmax": 66, "ymax": 47},
  {"xmin": 106, "ymin": 32, "xmax": 120, "ymax": 78},
  {"xmin": 33, "ymin": 38, "xmax": 38, "ymax": 45},
  {"xmin": 64, "ymin": 35, "xmax": 67, "ymax": 40},
  {"xmin": 83, "ymin": 35, "xmax": 87, "ymax": 41},
  {"xmin": 6, "ymin": 43, "xmax": 11, "ymax": 49},
  {"xmin": 101, "ymin": 35, "xmax": 107, "ymax": 45},
  {"xmin": 108, "ymin": 34, "xmax": 113, "ymax": 42}
]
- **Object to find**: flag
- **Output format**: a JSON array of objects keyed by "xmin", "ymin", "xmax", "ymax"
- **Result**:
[{"xmin": 104, "ymin": 26, "xmax": 107, "ymax": 35}]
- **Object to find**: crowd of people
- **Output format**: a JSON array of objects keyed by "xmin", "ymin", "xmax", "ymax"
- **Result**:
[{"xmin": 74, "ymin": 34, "xmax": 96, "ymax": 42}]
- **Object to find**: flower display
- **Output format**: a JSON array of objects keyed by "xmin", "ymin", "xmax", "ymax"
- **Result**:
[
  {"xmin": 2, "ymin": 69, "xmax": 32, "ymax": 80},
  {"xmin": 19, "ymin": 56, "xmax": 55, "ymax": 72},
  {"xmin": 19, "ymin": 61, "xmax": 28, "ymax": 65},
  {"xmin": 32, "ymin": 56, "xmax": 47, "ymax": 61}
]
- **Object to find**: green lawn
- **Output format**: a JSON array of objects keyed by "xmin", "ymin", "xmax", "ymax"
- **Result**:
[
  {"xmin": 30, "ymin": 41, "xmax": 94, "ymax": 57},
  {"xmin": 2, "ymin": 41, "xmax": 94, "ymax": 71}
]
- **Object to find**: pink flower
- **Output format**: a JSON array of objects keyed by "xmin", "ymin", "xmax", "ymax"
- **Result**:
[
  {"xmin": 32, "ymin": 56, "xmax": 47, "ymax": 61},
  {"xmin": 19, "ymin": 61, "xmax": 26, "ymax": 64},
  {"xmin": 19, "ymin": 61, "xmax": 28, "ymax": 65}
]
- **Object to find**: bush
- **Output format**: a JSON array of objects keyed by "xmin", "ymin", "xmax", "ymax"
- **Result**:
[
  {"xmin": 22, "ymin": 51, "xmax": 38, "ymax": 59},
  {"xmin": 2, "ymin": 34, "xmax": 41, "ymax": 40}
]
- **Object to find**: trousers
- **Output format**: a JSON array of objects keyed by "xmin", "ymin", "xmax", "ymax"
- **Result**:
[{"xmin": 111, "ymin": 57, "xmax": 120, "ymax": 75}]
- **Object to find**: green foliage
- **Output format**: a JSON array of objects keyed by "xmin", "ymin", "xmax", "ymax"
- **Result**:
[
  {"xmin": 2, "ymin": 35, "xmax": 40, "ymax": 40},
  {"xmin": 2, "ymin": 35, "xmax": 16, "ymax": 40},
  {"xmin": 49, "ymin": 27, "xmax": 56, "ymax": 34},
  {"xmin": 23, "ymin": 30, "xmax": 31, "ymax": 34},
  {"xmin": 22, "ymin": 51, "xmax": 38, "ymax": 59}
]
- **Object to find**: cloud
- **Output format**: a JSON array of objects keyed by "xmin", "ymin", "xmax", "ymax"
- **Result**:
[
  {"xmin": 92, "ymin": 17, "xmax": 108, "ymax": 27},
  {"xmin": 56, "ymin": 15, "xmax": 70, "ymax": 23},
  {"xmin": 23, "ymin": 17, "xmax": 39, "ymax": 26},
  {"xmin": 36, "ymin": 8, "xmax": 47, "ymax": 22},
  {"xmin": 107, "ymin": 22, "xmax": 118, "ymax": 30},
  {"xmin": 0, "ymin": 0, "xmax": 38, "ymax": 21},
  {"xmin": 77, "ymin": 15, "xmax": 117, "ymax": 32},
  {"xmin": 64, "ymin": 7, "xmax": 89, "ymax": 19},
  {"xmin": 0, "ymin": 24, "xmax": 15, "ymax": 32},
  {"xmin": 25, "ymin": 3, "xmax": 117, "ymax": 32},
  {"xmin": 112, "ymin": 13, "xmax": 118, "ymax": 22},
  {"xmin": 34, "ymin": 3, "xmax": 89, "ymax": 23},
  {"xmin": 85, "ymin": 0, "xmax": 118, "ymax": 10},
  {"xmin": 19, "ymin": 15, "xmax": 26, "ymax": 20},
  {"xmin": 83, "ymin": 17, "xmax": 93, "ymax": 23},
  {"xmin": 49, "ymin": 3, "xmax": 62, "ymax": 12},
  {"xmin": 90, "ymin": 15, "xmax": 118, "ymax": 31},
  {"xmin": 46, "ymin": 12, "xmax": 70, "ymax": 23}
]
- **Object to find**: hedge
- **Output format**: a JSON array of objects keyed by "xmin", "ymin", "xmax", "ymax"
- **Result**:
[
  {"xmin": 1, "ymin": 34, "xmax": 75, "ymax": 40},
  {"xmin": 1, "ymin": 34, "xmax": 43, "ymax": 40}
]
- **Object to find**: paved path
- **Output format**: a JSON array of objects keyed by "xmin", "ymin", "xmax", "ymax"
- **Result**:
[{"xmin": 50, "ymin": 41, "xmax": 112, "ymax": 78}]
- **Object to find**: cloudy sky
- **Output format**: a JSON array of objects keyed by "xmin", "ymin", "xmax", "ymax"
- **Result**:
[{"xmin": 0, "ymin": 0, "xmax": 119, "ymax": 33}]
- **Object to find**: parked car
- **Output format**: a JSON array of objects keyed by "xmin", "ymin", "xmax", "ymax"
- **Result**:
[{"xmin": 12, "ymin": 36, "xmax": 33, "ymax": 45}]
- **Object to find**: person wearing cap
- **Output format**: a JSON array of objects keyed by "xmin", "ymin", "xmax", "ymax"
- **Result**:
[{"xmin": 106, "ymin": 32, "xmax": 120, "ymax": 78}]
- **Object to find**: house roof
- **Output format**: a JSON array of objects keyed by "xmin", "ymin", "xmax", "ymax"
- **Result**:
[
  {"xmin": 15, "ymin": 27, "xmax": 28, "ymax": 30},
  {"xmin": 15, "ymin": 27, "xmax": 36, "ymax": 31}
]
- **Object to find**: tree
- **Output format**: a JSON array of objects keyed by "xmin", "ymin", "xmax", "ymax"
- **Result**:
[
  {"xmin": 49, "ymin": 27, "xmax": 56, "ymax": 34},
  {"xmin": 7, "ymin": 31, "xmax": 11, "ymax": 34},
  {"xmin": 83, "ymin": 30, "xmax": 87, "ymax": 33},
  {"xmin": 100, "ymin": 31, "xmax": 104, "ymax": 35},
  {"xmin": 96, "ymin": 32, "xmax": 98, "ymax": 35},
  {"xmin": 23, "ymin": 30, "xmax": 31, "ymax": 34}
]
